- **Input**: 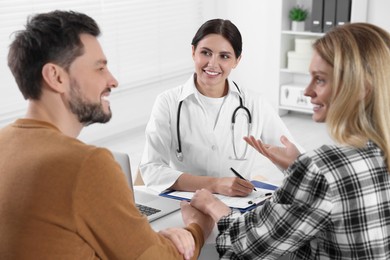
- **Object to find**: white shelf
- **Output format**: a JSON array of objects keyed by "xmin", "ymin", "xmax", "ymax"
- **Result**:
[
  {"xmin": 278, "ymin": 1, "xmax": 325, "ymax": 114},
  {"xmin": 280, "ymin": 82, "xmax": 307, "ymax": 88},
  {"xmin": 279, "ymin": 105, "xmax": 313, "ymax": 114},
  {"xmin": 280, "ymin": 68, "xmax": 310, "ymax": 75},
  {"xmin": 281, "ymin": 30, "xmax": 324, "ymax": 37}
]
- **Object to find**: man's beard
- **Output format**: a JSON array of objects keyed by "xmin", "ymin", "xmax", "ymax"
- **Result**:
[{"xmin": 68, "ymin": 79, "xmax": 112, "ymax": 126}]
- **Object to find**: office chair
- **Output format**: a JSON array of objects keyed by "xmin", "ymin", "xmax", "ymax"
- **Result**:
[
  {"xmin": 111, "ymin": 151, "xmax": 133, "ymax": 186},
  {"xmin": 110, "ymin": 150, "xmax": 144, "ymax": 186},
  {"xmin": 134, "ymin": 168, "xmax": 145, "ymax": 186}
]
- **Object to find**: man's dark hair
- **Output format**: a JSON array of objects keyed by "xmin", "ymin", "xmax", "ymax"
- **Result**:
[{"xmin": 7, "ymin": 10, "xmax": 100, "ymax": 100}]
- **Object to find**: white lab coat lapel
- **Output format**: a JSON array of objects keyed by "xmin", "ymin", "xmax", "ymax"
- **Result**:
[
  {"xmin": 213, "ymin": 79, "xmax": 242, "ymax": 139},
  {"xmin": 178, "ymin": 75, "xmax": 213, "ymax": 157}
]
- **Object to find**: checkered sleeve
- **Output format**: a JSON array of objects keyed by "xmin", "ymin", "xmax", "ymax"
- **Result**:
[{"xmin": 215, "ymin": 155, "xmax": 333, "ymax": 259}]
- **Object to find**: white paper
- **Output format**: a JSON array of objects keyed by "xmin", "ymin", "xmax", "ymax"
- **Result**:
[{"xmin": 168, "ymin": 189, "xmax": 272, "ymax": 209}]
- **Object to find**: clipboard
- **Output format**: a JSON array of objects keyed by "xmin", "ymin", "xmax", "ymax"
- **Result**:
[
  {"xmin": 160, "ymin": 180, "xmax": 279, "ymax": 212},
  {"xmin": 251, "ymin": 180, "xmax": 279, "ymax": 190}
]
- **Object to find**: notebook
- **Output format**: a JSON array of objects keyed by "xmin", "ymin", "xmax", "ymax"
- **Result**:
[{"xmin": 111, "ymin": 151, "xmax": 181, "ymax": 222}]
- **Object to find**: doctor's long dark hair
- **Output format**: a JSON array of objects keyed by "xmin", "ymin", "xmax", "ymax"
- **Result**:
[{"xmin": 191, "ymin": 19, "xmax": 242, "ymax": 59}]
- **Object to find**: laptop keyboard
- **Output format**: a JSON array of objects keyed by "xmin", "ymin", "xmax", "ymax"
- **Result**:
[{"xmin": 136, "ymin": 203, "xmax": 161, "ymax": 216}]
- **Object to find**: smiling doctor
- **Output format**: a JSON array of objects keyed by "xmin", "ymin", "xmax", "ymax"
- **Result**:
[{"xmin": 139, "ymin": 19, "xmax": 302, "ymax": 196}]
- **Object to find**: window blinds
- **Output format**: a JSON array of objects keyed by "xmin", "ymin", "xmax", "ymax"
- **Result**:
[{"xmin": 0, "ymin": 0, "xmax": 204, "ymax": 108}]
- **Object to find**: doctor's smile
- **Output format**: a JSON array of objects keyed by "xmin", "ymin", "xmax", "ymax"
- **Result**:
[{"xmin": 203, "ymin": 69, "xmax": 221, "ymax": 76}]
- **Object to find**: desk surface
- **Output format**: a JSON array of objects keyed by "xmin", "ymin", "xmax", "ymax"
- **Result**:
[
  {"xmin": 135, "ymin": 186, "xmax": 219, "ymax": 259},
  {"xmin": 135, "ymin": 186, "xmax": 292, "ymax": 260}
]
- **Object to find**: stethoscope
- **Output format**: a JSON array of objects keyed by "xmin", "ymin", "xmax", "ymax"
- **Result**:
[{"xmin": 175, "ymin": 82, "xmax": 252, "ymax": 162}]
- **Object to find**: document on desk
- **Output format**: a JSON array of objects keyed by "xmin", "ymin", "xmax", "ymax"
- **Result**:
[{"xmin": 160, "ymin": 181, "xmax": 279, "ymax": 211}]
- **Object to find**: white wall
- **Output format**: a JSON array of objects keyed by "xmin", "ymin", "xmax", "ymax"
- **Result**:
[
  {"xmin": 213, "ymin": 0, "xmax": 282, "ymax": 109},
  {"xmin": 366, "ymin": 0, "xmax": 390, "ymax": 31}
]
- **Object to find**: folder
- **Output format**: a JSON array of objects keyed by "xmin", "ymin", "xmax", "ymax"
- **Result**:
[
  {"xmin": 336, "ymin": 0, "xmax": 352, "ymax": 26},
  {"xmin": 323, "ymin": 0, "xmax": 337, "ymax": 32},
  {"xmin": 310, "ymin": 0, "xmax": 324, "ymax": 32}
]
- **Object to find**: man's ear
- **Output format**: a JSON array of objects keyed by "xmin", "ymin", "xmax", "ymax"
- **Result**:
[{"xmin": 41, "ymin": 63, "xmax": 67, "ymax": 93}]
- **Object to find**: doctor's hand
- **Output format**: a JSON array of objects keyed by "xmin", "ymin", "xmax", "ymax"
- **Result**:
[
  {"xmin": 244, "ymin": 135, "xmax": 300, "ymax": 170},
  {"xmin": 214, "ymin": 177, "xmax": 255, "ymax": 197},
  {"xmin": 190, "ymin": 189, "xmax": 231, "ymax": 223}
]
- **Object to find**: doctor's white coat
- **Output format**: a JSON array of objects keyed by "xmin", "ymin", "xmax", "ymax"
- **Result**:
[{"xmin": 139, "ymin": 74, "xmax": 301, "ymax": 193}]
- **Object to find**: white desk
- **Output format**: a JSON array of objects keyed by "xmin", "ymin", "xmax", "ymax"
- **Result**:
[{"xmin": 135, "ymin": 186, "xmax": 292, "ymax": 260}]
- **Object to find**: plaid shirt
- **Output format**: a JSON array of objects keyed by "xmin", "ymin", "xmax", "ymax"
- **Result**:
[{"xmin": 216, "ymin": 141, "xmax": 390, "ymax": 259}]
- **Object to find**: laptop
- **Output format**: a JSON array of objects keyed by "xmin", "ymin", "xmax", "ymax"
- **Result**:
[{"xmin": 111, "ymin": 151, "xmax": 181, "ymax": 222}]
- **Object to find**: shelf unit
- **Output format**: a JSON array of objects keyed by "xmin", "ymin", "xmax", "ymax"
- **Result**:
[
  {"xmin": 279, "ymin": 30, "xmax": 324, "ymax": 114},
  {"xmin": 278, "ymin": 0, "xmax": 322, "ymax": 115},
  {"xmin": 277, "ymin": 0, "xmax": 367, "ymax": 115}
]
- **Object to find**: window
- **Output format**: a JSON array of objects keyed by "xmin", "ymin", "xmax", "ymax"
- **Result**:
[{"xmin": 0, "ymin": 0, "xmax": 206, "ymax": 127}]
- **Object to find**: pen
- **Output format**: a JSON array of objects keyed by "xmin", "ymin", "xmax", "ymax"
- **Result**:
[
  {"xmin": 230, "ymin": 167, "xmax": 257, "ymax": 191},
  {"xmin": 248, "ymin": 193, "xmax": 272, "ymax": 205}
]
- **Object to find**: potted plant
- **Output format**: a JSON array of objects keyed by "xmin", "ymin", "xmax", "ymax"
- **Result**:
[{"xmin": 289, "ymin": 5, "xmax": 308, "ymax": 31}]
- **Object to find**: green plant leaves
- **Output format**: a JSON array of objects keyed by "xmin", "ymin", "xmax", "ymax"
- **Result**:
[{"xmin": 289, "ymin": 5, "xmax": 308, "ymax": 21}]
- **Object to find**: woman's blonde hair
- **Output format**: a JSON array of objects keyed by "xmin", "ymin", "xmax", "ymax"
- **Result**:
[{"xmin": 313, "ymin": 23, "xmax": 390, "ymax": 169}]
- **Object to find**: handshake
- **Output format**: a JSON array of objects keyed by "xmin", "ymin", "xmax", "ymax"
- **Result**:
[{"xmin": 181, "ymin": 189, "xmax": 232, "ymax": 240}]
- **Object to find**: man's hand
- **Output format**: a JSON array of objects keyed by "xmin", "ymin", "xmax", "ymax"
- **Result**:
[{"xmin": 159, "ymin": 227, "xmax": 195, "ymax": 260}]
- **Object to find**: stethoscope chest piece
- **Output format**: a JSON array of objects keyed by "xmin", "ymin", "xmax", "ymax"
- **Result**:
[{"xmin": 176, "ymin": 149, "xmax": 183, "ymax": 162}]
